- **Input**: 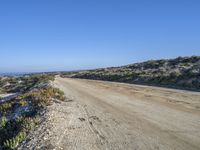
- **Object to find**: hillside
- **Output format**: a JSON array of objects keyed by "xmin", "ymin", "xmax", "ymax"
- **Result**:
[{"xmin": 70, "ymin": 56, "xmax": 200, "ymax": 91}]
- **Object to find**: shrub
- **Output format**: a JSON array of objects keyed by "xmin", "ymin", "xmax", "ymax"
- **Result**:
[
  {"xmin": 0, "ymin": 116, "xmax": 38, "ymax": 149},
  {"xmin": 3, "ymin": 131, "xmax": 26, "ymax": 149},
  {"xmin": 0, "ymin": 102, "xmax": 13, "ymax": 114},
  {"xmin": 0, "ymin": 116, "xmax": 7, "ymax": 129},
  {"xmin": 18, "ymin": 100, "xmax": 28, "ymax": 107},
  {"xmin": 27, "ymin": 87, "xmax": 65, "ymax": 108}
]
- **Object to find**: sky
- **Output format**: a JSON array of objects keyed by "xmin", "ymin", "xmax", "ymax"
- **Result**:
[{"xmin": 0, "ymin": 0, "xmax": 200, "ymax": 73}]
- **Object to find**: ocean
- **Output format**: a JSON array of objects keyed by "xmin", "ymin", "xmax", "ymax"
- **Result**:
[{"xmin": 0, "ymin": 72, "xmax": 29, "ymax": 77}]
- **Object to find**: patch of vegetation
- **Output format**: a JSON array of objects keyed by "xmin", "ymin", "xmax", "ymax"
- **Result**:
[
  {"xmin": 0, "ymin": 88, "xmax": 6, "ymax": 94},
  {"xmin": 0, "ymin": 74, "xmax": 55, "ymax": 94},
  {"xmin": 3, "ymin": 131, "xmax": 26, "ymax": 149},
  {"xmin": 0, "ymin": 116, "xmax": 37, "ymax": 149},
  {"xmin": 27, "ymin": 87, "xmax": 65, "ymax": 108},
  {"xmin": 0, "ymin": 74, "xmax": 65, "ymax": 149},
  {"xmin": 0, "ymin": 102, "xmax": 13, "ymax": 115}
]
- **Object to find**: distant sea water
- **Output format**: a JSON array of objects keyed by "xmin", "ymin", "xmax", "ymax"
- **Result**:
[
  {"xmin": 0, "ymin": 72, "xmax": 30, "ymax": 77},
  {"xmin": 0, "ymin": 71, "xmax": 70, "ymax": 77},
  {"xmin": 0, "ymin": 71, "xmax": 60, "ymax": 77}
]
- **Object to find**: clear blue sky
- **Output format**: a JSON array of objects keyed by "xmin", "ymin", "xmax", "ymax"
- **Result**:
[{"xmin": 0, "ymin": 0, "xmax": 200, "ymax": 73}]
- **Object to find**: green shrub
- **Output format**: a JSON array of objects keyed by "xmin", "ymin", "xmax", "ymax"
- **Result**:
[
  {"xmin": 0, "ymin": 102, "xmax": 13, "ymax": 114},
  {"xmin": 3, "ymin": 131, "xmax": 26, "ymax": 149},
  {"xmin": 0, "ymin": 116, "xmax": 7, "ymax": 129},
  {"xmin": 18, "ymin": 100, "xmax": 28, "ymax": 107},
  {"xmin": 27, "ymin": 87, "xmax": 65, "ymax": 108},
  {"xmin": 0, "ymin": 116, "xmax": 37, "ymax": 149}
]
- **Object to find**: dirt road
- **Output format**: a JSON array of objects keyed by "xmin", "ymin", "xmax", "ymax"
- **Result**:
[
  {"xmin": 52, "ymin": 77, "xmax": 200, "ymax": 150},
  {"xmin": 21, "ymin": 77, "xmax": 200, "ymax": 150}
]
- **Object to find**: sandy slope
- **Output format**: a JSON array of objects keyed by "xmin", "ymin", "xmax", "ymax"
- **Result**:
[{"xmin": 20, "ymin": 77, "xmax": 200, "ymax": 150}]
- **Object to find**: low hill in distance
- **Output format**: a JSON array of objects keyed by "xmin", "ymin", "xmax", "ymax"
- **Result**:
[{"xmin": 63, "ymin": 56, "xmax": 200, "ymax": 91}]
